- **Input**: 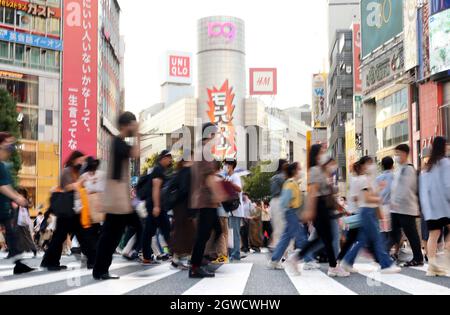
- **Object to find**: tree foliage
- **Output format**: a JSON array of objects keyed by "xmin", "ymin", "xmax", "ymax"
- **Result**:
[
  {"xmin": 243, "ymin": 161, "xmax": 275, "ymax": 202},
  {"xmin": 0, "ymin": 89, "xmax": 21, "ymax": 186},
  {"xmin": 140, "ymin": 152, "xmax": 159, "ymax": 175}
]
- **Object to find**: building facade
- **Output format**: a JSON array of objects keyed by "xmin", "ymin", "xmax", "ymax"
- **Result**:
[
  {"xmin": 0, "ymin": 0, "xmax": 62, "ymax": 211},
  {"xmin": 328, "ymin": 29, "xmax": 354, "ymax": 180}
]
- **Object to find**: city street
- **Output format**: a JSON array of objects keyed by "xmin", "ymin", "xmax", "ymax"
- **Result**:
[{"xmin": 1, "ymin": 252, "xmax": 449, "ymax": 295}]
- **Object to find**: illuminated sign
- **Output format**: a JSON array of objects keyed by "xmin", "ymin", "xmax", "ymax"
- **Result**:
[
  {"xmin": 429, "ymin": 9, "xmax": 450, "ymax": 75},
  {"xmin": 208, "ymin": 22, "xmax": 236, "ymax": 42},
  {"xmin": 0, "ymin": 70, "xmax": 23, "ymax": 79},
  {"xmin": 250, "ymin": 68, "xmax": 277, "ymax": 96},
  {"xmin": 0, "ymin": 28, "xmax": 62, "ymax": 50},
  {"xmin": 0, "ymin": 0, "xmax": 61, "ymax": 19},
  {"xmin": 207, "ymin": 80, "xmax": 237, "ymax": 159}
]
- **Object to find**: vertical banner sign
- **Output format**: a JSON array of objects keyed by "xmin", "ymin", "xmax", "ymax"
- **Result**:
[
  {"xmin": 207, "ymin": 80, "xmax": 237, "ymax": 159},
  {"xmin": 311, "ymin": 73, "xmax": 328, "ymax": 128},
  {"xmin": 352, "ymin": 24, "xmax": 362, "ymax": 93},
  {"xmin": 62, "ymin": 0, "xmax": 98, "ymax": 165},
  {"xmin": 403, "ymin": 0, "xmax": 419, "ymax": 71}
]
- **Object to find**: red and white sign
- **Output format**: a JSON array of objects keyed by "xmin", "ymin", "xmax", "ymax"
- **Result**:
[
  {"xmin": 169, "ymin": 55, "xmax": 190, "ymax": 78},
  {"xmin": 352, "ymin": 23, "xmax": 362, "ymax": 93},
  {"xmin": 164, "ymin": 51, "xmax": 192, "ymax": 85},
  {"xmin": 250, "ymin": 68, "xmax": 277, "ymax": 95},
  {"xmin": 61, "ymin": 0, "xmax": 98, "ymax": 166}
]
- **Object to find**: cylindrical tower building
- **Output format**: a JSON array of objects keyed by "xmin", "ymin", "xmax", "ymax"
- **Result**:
[{"xmin": 197, "ymin": 16, "xmax": 246, "ymax": 161}]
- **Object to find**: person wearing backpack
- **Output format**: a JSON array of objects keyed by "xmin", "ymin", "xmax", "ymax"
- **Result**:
[
  {"xmin": 171, "ymin": 153, "xmax": 195, "ymax": 270},
  {"xmin": 388, "ymin": 144, "xmax": 424, "ymax": 267},
  {"xmin": 141, "ymin": 150, "xmax": 172, "ymax": 265},
  {"xmin": 224, "ymin": 159, "xmax": 245, "ymax": 262}
]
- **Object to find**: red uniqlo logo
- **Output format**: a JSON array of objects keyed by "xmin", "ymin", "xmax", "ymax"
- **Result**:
[{"xmin": 169, "ymin": 56, "xmax": 190, "ymax": 78}]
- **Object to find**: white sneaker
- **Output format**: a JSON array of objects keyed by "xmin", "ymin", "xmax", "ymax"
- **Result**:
[
  {"xmin": 380, "ymin": 265, "xmax": 402, "ymax": 274},
  {"xmin": 286, "ymin": 252, "xmax": 301, "ymax": 276},
  {"xmin": 303, "ymin": 261, "xmax": 321, "ymax": 270},
  {"xmin": 327, "ymin": 266, "xmax": 350, "ymax": 277},
  {"xmin": 267, "ymin": 260, "xmax": 284, "ymax": 270},
  {"xmin": 340, "ymin": 261, "xmax": 358, "ymax": 273}
]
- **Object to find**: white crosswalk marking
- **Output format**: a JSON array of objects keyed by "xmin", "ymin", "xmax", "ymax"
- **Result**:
[
  {"xmin": 182, "ymin": 264, "xmax": 253, "ymax": 296},
  {"xmin": 0, "ymin": 262, "xmax": 83, "ymax": 278},
  {"xmin": 60, "ymin": 264, "xmax": 180, "ymax": 295},
  {"xmin": 0, "ymin": 262, "xmax": 135, "ymax": 293},
  {"xmin": 287, "ymin": 266, "xmax": 357, "ymax": 295},
  {"xmin": 354, "ymin": 263, "xmax": 450, "ymax": 295}
]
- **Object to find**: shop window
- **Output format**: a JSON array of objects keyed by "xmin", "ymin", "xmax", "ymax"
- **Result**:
[
  {"xmin": 14, "ymin": 44, "xmax": 25, "ymax": 64},
  {"xmin": 47, "ymin": 18, "xmax": 60, "ymax": 36},
  {"xmin": 17, "ymin": 13, "xmax": 32, "ymax": 30},
  {"xmin": 18, "ymin": 107, "xmax": 38, "ymax": 140},
  {"xmin": 0, "ymin": 41, "xmax": 10, "ymax": 60},
  {"xmin": 29, "ymin": 47, "xmax": 41, "ymax": 68},
  {"xmin": 19, "ymin": 147, "xmax": 37, "ymax": 176},
  {"xmin": 33, "ymin": 16, "xmax": 46, "ymax": 33}
]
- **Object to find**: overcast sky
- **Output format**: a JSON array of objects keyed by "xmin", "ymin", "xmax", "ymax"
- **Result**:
[{"xmin": 119, "ymin": 0, "xmax": 328, "ymax": 115}]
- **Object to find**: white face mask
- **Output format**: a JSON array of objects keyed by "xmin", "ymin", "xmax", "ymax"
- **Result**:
[{"xmin": 394, "ymin": 156, "xmax": 401, "ymax": 165}]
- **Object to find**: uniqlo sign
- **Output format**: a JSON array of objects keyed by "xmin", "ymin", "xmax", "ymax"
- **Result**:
[
  {"xmin": 164, "ymin": 51, "xmax": 192, "ymax": 84},
  {"xmin": 61, "ymin": 0, "xmax": 98, "ymax": 166},
  {"xmin": 250, "ymin": 68, "xmax": 278, "ymax": 95},
  {"xmin": 169, "ymin": 55, "xmax": 190, "ymax": 78}
]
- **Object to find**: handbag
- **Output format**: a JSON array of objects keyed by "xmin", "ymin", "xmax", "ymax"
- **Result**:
[
  {"xmin": 221, "ymin": 181, "xmax": 241, "ymax": 213},
  {"xmin": 49, "ymin": 190, "xmax": 76, "ymax": 218},
  {"xmin": 102, "ymin": 159, "xmax": 133, "ymax": 215},
  {"xmin": 343, "ymin": 214, "xmax": 362, "ymax": 230}
]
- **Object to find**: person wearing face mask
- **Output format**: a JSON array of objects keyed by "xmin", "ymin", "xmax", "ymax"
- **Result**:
[
  {"xmin": 41, "ymin": 150, "xmax": 97, "ymax": 271},
  {"xmin": 340, "ymin": 156, "xmax": 401, "ymax": 274},
  {"xmin": 388, "ymin": 144, "xmax": 424, "ymax": 267},
  {"xmin": 0, "ymin": 132, "xmax": 34, "ymax": 275},
  {"xmin": 268, "ymin": 162, "xmax": 308, "ymax": 271},
  {"xmin": 287, "ymin": 145, "xmax": 350, "ymax": 277}
]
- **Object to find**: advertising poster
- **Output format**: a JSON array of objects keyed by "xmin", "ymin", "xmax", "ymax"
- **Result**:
[
  {"xmin": 312, "ymin": 73, "xmax": 328, "ymax": 128},
  {"xmin": 61, "ymin": 0, "xmax": 98, "ymax": 165},
  {"xmin": 429, "ymin": 9, "xmax": 450, "ymax": 75}
]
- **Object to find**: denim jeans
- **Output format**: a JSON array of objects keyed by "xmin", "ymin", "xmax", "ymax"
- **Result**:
[
  {"xmin": 271, "ymin": 209, "xmax": 308, "ymax": 262},
  {"xmin": 343, "ymin": 207, "xmax": 393, "ymax": 269},
  {"xmin": 228, "ymin": 216, "xmax": 242, "ymax": 260},
  {"xmin": 304, "ymin": 218, "xmax": 340, "ymax": 262}
]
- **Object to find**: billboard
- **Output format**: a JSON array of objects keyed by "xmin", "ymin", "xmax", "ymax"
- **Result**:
[
  {"xmin": 312, "ymin": 73, "xmax": 328, "ymax": 128},
  {"xmin": 207, "ymin": 80, "xmax": 237, "ymax": 159},
  {"xmin": 62, "ymin": 0, "xmax": 98, "ymax": 165},
  {"xmin": 352, "ymin": 24, "xmax": 362, "ymax": 93},
  {"xmin": 430, "ymin": 0, "xmax": 450, "ymax": 15},
  {"xmin": 164, "ymin": 51, "xmax": 193, "ymax": 84},
  {"xmin": 403, "ymin": 0, "xmax": 419, "ymax": 71},
  {"xmin": 249, "ymin": 68, "xmax": 277, "ymax": 95},
  {"xmin": 361, "ymin": 0, "xmax": 404, "ymax": 58},
  {"xmin": 0, "ymin": 29, "xmax": 62, "ymax": 50},
  {"xmin": 429, "ymin": 9, "xmax": 450, "ymax": 75},
  {"xmin": 0, "ymin": 0, "xmax": 61, "ymax": 18}
]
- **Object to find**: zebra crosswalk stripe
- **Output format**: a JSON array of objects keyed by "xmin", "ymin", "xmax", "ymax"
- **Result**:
[
  {"xmin": 354, "ymin": 263, "xmax": 450, "ymax": 295},
  {"xmin": 182, "ymin": 263, "xmax": 253, "ymax": 296},
  {"xmin": 60, "ymin": 264, "xmax": 180, "ymax": 295}
]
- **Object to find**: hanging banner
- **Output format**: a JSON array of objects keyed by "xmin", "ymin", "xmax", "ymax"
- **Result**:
[
  {"xmin": 352, "ymin": 24, "xmax": 362, "ymax": 93},
  {"xmin": 207, "ymin": 80, "xmax": 237, "ymax": 159},
  {"xmin": 403, "ymin": 0, "xmax": 419, "ymax": 71},
  {"xmin": 61, "ymin": 0, "xmax": 98, "ymax": 165}
]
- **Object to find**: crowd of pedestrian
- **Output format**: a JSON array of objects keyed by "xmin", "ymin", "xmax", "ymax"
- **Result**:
[{"xmin": 1, "ymin": 117, "xmax": 449, "ymax": 280}]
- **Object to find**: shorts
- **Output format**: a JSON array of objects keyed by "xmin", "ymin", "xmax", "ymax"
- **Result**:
[{"xmin": 426, "ymin": 217, "xmax": 450, "ymax": 231}]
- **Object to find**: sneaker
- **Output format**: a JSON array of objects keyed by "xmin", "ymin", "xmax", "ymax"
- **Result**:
[
  {"xmin": 426, "ymin": 262, "xmax": 448, "ymax": 277},
  {"xmin": 340, "ymin": 261, "xmax": 358, "ymax": 273},
  {"xmin": 267, "ymin": 260, "xmax": 284, "ymax": 270},
  {"xmin": 327, "ymin": 266, "xmax": 350, "ymax": 278},
  {"xmin": 286, "ymin": 252, "xmax": 301, "ymax": 276},
  {"xmin": 380, "ymin": 265, "xmax": 402, "ymax": 274},
  {"xmin": 212, "ymin": 255, "xmax": 229, "ymax": 265},
  {"xmin": 171, "ymin": 261, "xmax": 189, "ymax": 270},
  {"xmin": 189, "ymin": 266, "xmax": 215, "ymax": 278},
  {"xmin": 303, "ymin": 261, "xmax": 321, "ymax": 270},
  {"xmin": 141, "ymin": 258, "xmax": 161, "ymax": 266}
]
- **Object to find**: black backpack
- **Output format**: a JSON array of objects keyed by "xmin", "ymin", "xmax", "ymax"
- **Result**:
[
  {"xmin": 161, "ymin": 174, "xmax": 179, "ymax": 212},
  {"xmin": 136, "ymin": 173, "xmax": 152, "ymax": 201}
]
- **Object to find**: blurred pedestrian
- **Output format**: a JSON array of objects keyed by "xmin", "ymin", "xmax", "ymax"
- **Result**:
[
  {"xmin": 0, "ymin": 132, "xmax": 34, "ymax": 274},
  {"xmin": 269, "ymin": 159, "xmax": 288, "ymax": 250},
  {"xmin": 93, "ymin": 112, "xmax": 140, "ymax": 280},
  {"xmin": 419, "ymin": 137, "xmax": 450, "ymax": 276}
]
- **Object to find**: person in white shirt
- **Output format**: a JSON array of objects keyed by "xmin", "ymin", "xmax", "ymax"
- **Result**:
[{"xmin": 224, "ymin": 159, "xmax": 244, "ymax": 261}]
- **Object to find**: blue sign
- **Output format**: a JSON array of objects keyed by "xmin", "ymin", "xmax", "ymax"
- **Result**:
[
  {"xmin": 431, "ymin": 0, "xmax": 450, "ymax": 15},
  {"xmin": 0, "ymin": 29, "xmax": 62, "ymax": 51}
]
